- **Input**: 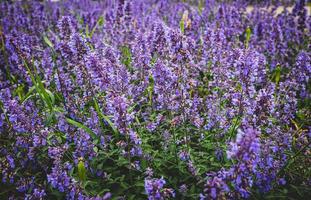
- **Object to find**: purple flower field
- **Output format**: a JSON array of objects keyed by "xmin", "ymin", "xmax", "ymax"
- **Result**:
[{"xmin": 0, "ymin": 0, "xmax": 310, "ymax": 199}]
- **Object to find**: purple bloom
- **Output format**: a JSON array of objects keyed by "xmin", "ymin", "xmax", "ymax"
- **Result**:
[{"xmin": 145, "ymin": 177, "xmax": 175, "ymax": 200}]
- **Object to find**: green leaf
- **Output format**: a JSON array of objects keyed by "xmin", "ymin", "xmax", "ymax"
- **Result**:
[
  {"xmin": 98, "ymin": 188, "xmax": 110, "ymax": 196},
  {"xmin": 43, "ymin": 36, "xmax": 54, "ymax": 49},
  {"xmin": 93, "ymin": 99, "xmax": 118, "ymax": 135},
  {"xmin": 275, "ymin": 65, "xmax": 281, "ymax": 85},
  {"xmin": 93, "ymin": 146, "xmax": 98, "ymax": 153},
  {"xmin": 78, "ymin": 158, "xmax": 86, "ymax": 182},
  {"xmin": 45, "ymin": 89, "xmax": 55, "ymax": 105},
  {"xmin": 21, "ymin": 85, "xmax": 36, "ymax": 104},
  {"xmin": 98, "ymin": 16, "xmax": 104, "ymax": 26},
  {"xmin": 53, "ymin": 106, "xmax": 65, "ymax": 113},
  {"xmin": 46, "ymin": 112, "xmax": 55, "ymax": 125},
  {"xmin": 198, "ymin": 0, "xmax": 204, "ymax": 15},
  {"xmin": 121, "ymin": 46, "xmax": 133, "ymax": 72},
  {"xmin": 36, "ymin": 77, "xmax": 53, "ymax": 110},
  {"xmin": 86, "ymin": 25, "xmax": 90, "ymax": 38},
  {"xmin": 66, "ymin": 117, "xmax": 98, "ymax": 139},
  {"xmin": 22, "ymin": 59, "xmax": 53, "ymax": 111},
  {"xmin": 180, "ymin": 17, "xmax": 185, "ymax": 34},
  {"xmin": 245, "ymin": 26, "xmax": 251, "ymax": 48},
  {"xmin": 15, "ymin": 84, "xmax": 25, "ymax": 100},
  {"xmin": 90, "ymin": 16, "xmax": 105, "ymax": 38}
]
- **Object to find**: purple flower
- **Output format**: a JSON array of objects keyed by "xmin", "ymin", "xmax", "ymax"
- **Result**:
[
  {"xmin": 145, "ymin": 177, "xmax": 175, "ymax": 200},
  {"xmin": 47, "ymin": 166, "xmax": 71, "ymax": 193}
]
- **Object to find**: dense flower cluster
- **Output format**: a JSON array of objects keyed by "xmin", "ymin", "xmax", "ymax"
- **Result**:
[
  {"xmin": 145, "ymin": 177, "xmax": 175, "ymax": 200},
  {"xmin": 0, "ymin": 0, "xmax": 310, "ymax": 199}
]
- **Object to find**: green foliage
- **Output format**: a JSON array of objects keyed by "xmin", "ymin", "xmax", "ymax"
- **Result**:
[
  {"xmin": 1, "ymin": 2, "xmax": 310, "ymax": 199},
  {"xmin": 43, "ymin": 35, "xmax": 54, "ymax": 49},
  {"xmin": 180, "ymin": 17, "xmax": 185, "ymax": 34},
  {"xmin": 270, "ymin": 65, "xmax": 282, "ymax": 87},
  {"xmin": 66, "ymin": 117, "xmax": 98, "ymax": 140},
  {"xmin": 78, "ymin": 158, "xmax": 87, "ymax": 183},
  {"xmin": 198, "ymin": 0, "xmax": 204, "ymax": 15},
  {"xmin": 120, "ymin": 46, "xmax": 133, "ymax": 73},
  {"xmin": 88, "ymin": 16, "xmax": 104, "ymax": 39},
  {"xmin": 245, "ymin": 26, "xmax": 251, "ymax": 48}
]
